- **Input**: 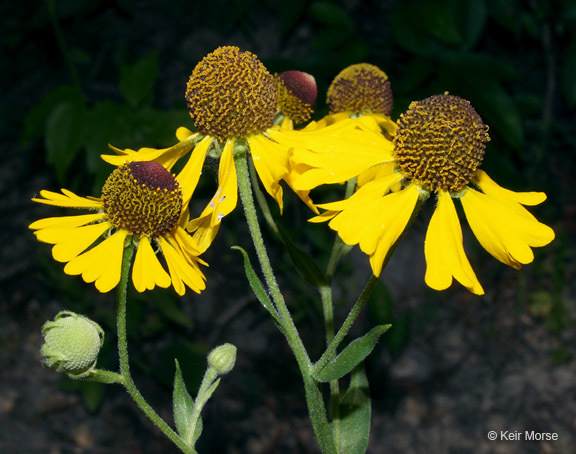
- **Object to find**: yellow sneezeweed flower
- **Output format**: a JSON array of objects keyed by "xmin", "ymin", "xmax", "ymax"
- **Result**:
[
  {"xmin": 30, "ymin": 161, "xmax": 207, "ymax": 295},
  {"xmin": 289, "ymin": 63, "xmax": 398, "ymax": 190},
  {"xmin": 103, "ymin": 46, "xmax": 388, "ymax": 253},
  {"xmin": 309, "ymin": 93, "xmax": 555, "ymax": 295}
]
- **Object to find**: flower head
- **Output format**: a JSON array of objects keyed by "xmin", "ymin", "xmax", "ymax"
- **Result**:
[
  {"xmin": 311, "ymin": 93, "xmax": 555, "ymax": 295},
  {"xmin": 30, "ymin": 161, "xmax": 206, "ymax": 295},
  {"xmin": 274, "ymin": 70, "xmax": 317, "ymax": 126},
  {"xmin": 327, "ymin": 63, "xmax": 393, "ymax": 117},
  {"xmin": 185, "ymin": 46, "xmax": 277, "ymax": 140}
]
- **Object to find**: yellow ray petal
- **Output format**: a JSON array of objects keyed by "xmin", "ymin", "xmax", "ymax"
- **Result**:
[
  {"xmin": 424, "ymin": 191, "xmax": 484, "ymax": 295},
  {"xmin": 461, "ymin": 187, "xmax": 555, "ymax": 269},
  {"xmin": 365, "ymin": 184, "xmax": 419, "ymax": 276},
  {"xmin": 176, "ymin": 135, "xmax": 212, "ymax": 205},
  {"xmin": 64, "ymin": 230, "xmax": 128, "ymax": 292},
  {"xmin": 176, "ymin": 126, "xmax": 195, "ymax": 141},
  {"xmin": 309, "ymin": 210, "xmax": 338, "ymax": 223},
  {"xmin": 357, "ymin": 162, "xmax": 397, "ymax": 188},
  {"xmin": 474, "ymin": 169, "xmax": 547, "ymax": 206},
  {"xmin": 317, "ymin": 172, "xmax": 403, "ymax": 212},
  {"xmin": 32, "ymin": 189, "xmax": 102, "ymax": 209},
  {"xmin": 41, "ymin": 222, "xmax": 112, "ymax": 263},
  {"xmin": 189, "ymin": 139, "xmax": 238, "ymax": 253},
  {"xmin": 158, "ymin": 237, "xmax": 206, "ymax": 296},
  {"xmin": 248, "ymin": 134, "xmax": 290, "ymax": 211},
  {"xmin": 132, "ymin": 236, "xmax": 171, "ymax": 292},
  {"xmin": 29, "ymin": 213, "xmax": 105, "ymax": 230},
  {"xmin": 172, "ymin": 226, "xmax": 206, "ymax": 265}
]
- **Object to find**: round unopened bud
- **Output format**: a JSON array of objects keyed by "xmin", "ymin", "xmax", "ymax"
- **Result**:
[
  {"xmin": 41, "ymin": 311, "xmax": 104, "ymax": 378},
  {"xmin": 207, "ymin": 343, "xmax": 237, "ymax": 375}
]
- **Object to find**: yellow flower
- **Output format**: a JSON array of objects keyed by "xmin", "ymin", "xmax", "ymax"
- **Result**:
[
  {"xmin": 103, "ymin": 47, "xmax": 387, "ymax": 253},
  {"xmin": 30, "ymin": 161, "xmax": 207, "ymax": 295},
  {"xmin": 309, "ymin": 93, "xmax": 555, "ymax": 295},
  {"xmin": 289, "ymin": 63, "xmax": 398, "ymax": 190}
]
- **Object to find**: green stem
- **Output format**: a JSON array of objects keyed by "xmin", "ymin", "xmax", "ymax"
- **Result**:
[
  {"xmin": 116, "ymin": 241, "xmax": 195, "ymax": 454},
  {"xmin": 320, "ymin": 176, "xmax": 356, "ymax": 450},
  {"xmin": 235, "ymin": 148, "xmax": 337, "ymax": 454},
  {"xmin": 248, "ymin": 158, "xmax": 279, "ymax": 237},
  {"xmin": 185, "ymin": 367, "xmax": 219, "ymax": 446}
]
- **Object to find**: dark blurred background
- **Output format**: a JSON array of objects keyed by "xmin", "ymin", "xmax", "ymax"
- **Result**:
[{"xmin": 1, "ymin": 0, "xmax": 575, "ymax": 453}]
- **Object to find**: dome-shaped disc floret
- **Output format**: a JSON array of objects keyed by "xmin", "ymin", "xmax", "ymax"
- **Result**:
[
  {"xmin": 185, "ymin": 46, "xmax": 278, "ymax": 140},
  {"xmin": 327, "ymin": 63, "xmax": 393, "ymax": 116},
  {"xmin": 101, "ymin": 161, "xmax": 183, "ymax": 237},
  {"xmin": 275, "ymin": 70, "xmax": 317, "ymax": 124},
  {"xmin": 393, "ymin": 94, "xmax": 490, "ymax": 193}
]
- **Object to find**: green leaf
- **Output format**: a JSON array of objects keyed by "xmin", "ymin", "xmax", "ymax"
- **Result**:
[
  {"xmin": 314, "ymin": 325, "xmax": 391, "ymax": 383},
  {"xmin": 119, "ymin": 52, "xmax": 158, "ymax": 107},
  {"xmin": 80, "ymin": 381, "xmax": 105, "ymax": 413},
  {"xmin": 458, "ymin": 0, "xmax": 488, "ymax": 49},
  {"xmin": 277, "ymin": 224, "xmax": 326, "ymax": 288},
  {"xmin": 231, "ymin": 246, "xmax": 282, "ymax": 325},
  {"xmin": 173, "ymin": 359, "xmax": 202, "ymax": 441},
  {"xmin": 338, "ymin": 365, "xmax": 371, "ymax": 454},
  {"xmin": 45, "ymin": 99, "xmax": 86, "ymax": 183},
  {"xmin": 310, "ymin": 2, "xmax": 354, "ymax": 31}
]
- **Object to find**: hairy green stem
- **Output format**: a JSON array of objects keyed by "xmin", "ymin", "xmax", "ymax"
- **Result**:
[
  {"xmin": 235, "ymin": 148, "xmax": 337, "ymax": 454},
  {"xmin": 117, "ymin": 241, "xmax": 195, "ymax": 454}
]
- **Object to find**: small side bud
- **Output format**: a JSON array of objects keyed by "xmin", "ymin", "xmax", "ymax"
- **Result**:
[
  {"xmin": 41, "ymin": 311, "xmax": 104, "ymax": 379},
  {"xmin": 207, "ymin": 343, "xmax": 237, "ymax": 375}
]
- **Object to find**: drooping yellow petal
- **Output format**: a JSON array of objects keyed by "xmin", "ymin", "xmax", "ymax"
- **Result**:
[
  {"xmin": 158, "ymin": 237, "xmax": 206, "ymax": 296},
  {"xmin": 64, "ymin": 230, "xmax": 128, "ymax": 292},
  {"xmin": 474, "ymin": 169, "xmax": 547, "ymax": 206},
  {"xmin": 32, "ymin": 189, "xmax": 102, "ymax": 209},
  {"xmin": 102, "ymin": 132, "xmax": 199, "ymax": 170},
  {"xmin": 176, "ymin": 126, "xmax": 196, "ymax": 141},
  {"xmin": 357, "ymin": 162, "xmax": 397, "ymax": 188},
  {"xmin": 132, "ymin": 235, "xmax": 171, "ymax": 292},
  {"xmin": 248, "ymin": 133, "xmax": 289, "ymax": 211},
  {"xmin": 37, "ymin": 221, "xmax": 113, "ymax": 263},
  {"xmin": 189, "ymin": 139, "xmax": 238, "ymax": 253},
  {"xmin": 461, "ymin": 187, "xmax": 555, "ymax": 269},
  {"xmin": 317, "ymin": 172, "xmax": 403, "ymax": 212},
  {"xmin": 366, "ymin": 184, "xmax": 419, "ymax": 276},
  {"xmin": 172, "ymin": 226, "xmax": 207, "ymax": 266},
  {"xmin": 309, "ymin": 210, "xmax": 338, "ymax": 223},
  {"xmin": 176, "ymin": 135, "xmax": 212, "ymax": 206},
  {"xmin": 424, "ymin": 191, "xmax": 484, "ymax": 295},
  {"xmin": 324, "ymin": 183, "xmax": 418, "ymax": 277},
  {"xmin": 29, "ymin": 213, "xmax": 105, "ymax": 231}
]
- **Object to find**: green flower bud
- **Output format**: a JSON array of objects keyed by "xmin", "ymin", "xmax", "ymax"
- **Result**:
[
  {"xmin": 41, "ymin": 311, "xmax": 104, "ymax": 379},
  {"xmin": 207, "ymin": 343, "xmax": 237, "ymax": 375}
]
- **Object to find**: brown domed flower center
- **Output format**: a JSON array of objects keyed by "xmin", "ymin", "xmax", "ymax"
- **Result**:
[
  {"xmin": 327, "ymin": 63, "xmax": 393, "ymax": 116},
  {"xmin": 101, "ymin": 161, "xmax": 183, "ymax": 237},
  {"xmin": 185, "ymin": 46, "xmax": 278, "ymax": 141},
  {"xmin": 275, "ymin": 70, "xmax": 317, "ymax": 124},
  {"xmin": 393, "ymin": 94, "xmax": 490, "ymax": 193}
]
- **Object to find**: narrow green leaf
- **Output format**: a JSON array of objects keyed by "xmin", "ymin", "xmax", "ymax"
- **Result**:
[
  {"xmin": 173, "ymin": 359, "xmax": 198, "ymax": 439},
  {"xmin": 231, "ymin": 246, "xmax": 282, "ymax": 325},
  {"xmin": 45, "ymin": 99, "xmax": 86, "ymax": 183},
  {"xmin": 338, "ymin": 365, "xmax": 371, "ymax": 454},
  {"xmin": 119, "ymin": 52, "xmax": 158, "ymax": 107},
  {"xmin": 314, "ymin": 325, "xmax": 391, "ymax": 383},
  {"xmin": 277, "ymin": 224, "xmax": 326, "ymax": 288},
  {"xmin": 81, "ymin": 381, "xmax": 105, "ymax": 413}
]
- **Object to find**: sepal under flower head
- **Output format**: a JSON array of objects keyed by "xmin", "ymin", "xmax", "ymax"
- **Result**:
[{"xmin": 41, "ymin": 311, "xmax": 104, "ymax": 378}]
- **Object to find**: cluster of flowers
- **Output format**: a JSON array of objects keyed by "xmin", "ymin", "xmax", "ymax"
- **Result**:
[{"xmin": 30, "ymin": 46, "xmax": 554, "ymax": 296}]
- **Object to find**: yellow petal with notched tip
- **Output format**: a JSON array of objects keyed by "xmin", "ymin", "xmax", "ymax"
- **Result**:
[
  {"xmin": 189, "ymin": 139, "xmax": 238, "ymax": 253},
  {"xmin": 158, "ymin": 237, "xmax": 206, "ymax": 296},
  {"xmin": 64, "ymin": 230, "xmax": 128, "ymax": 293},
  {"xmin": 32, "ymin": 189, "xmax": 102, "ymax": 209},
  {"xmin": 424, "ymin": 191, "xmax": 484, "ymax": 295},
  {"xmin": 365, "ymin": 184, "xmax": 419, "ymax": 276},
  {"xmin": 42, "ymin": 222, "xmax": 112, "ymax": 263},
  {"xmin": 461, "ymin": 187, "xmax": 554, "ymax": 269},
  {"xmin": 474, "ymin": 169, "xmax": 547, "ymax": 206},
  {"xmin": 176, "ymin": 135, "xmax": 211, "ymax": 206},
  {"xmin": 29, "ymin": 213, "xmax": 105, "ymax": 230},
  {"xmin": 248, "ymin": 134, "xmax": 290, "ymax": 212},
  {"xmin": 132, "ymin": 236, "xmax": 171, "ymax": 292}
]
